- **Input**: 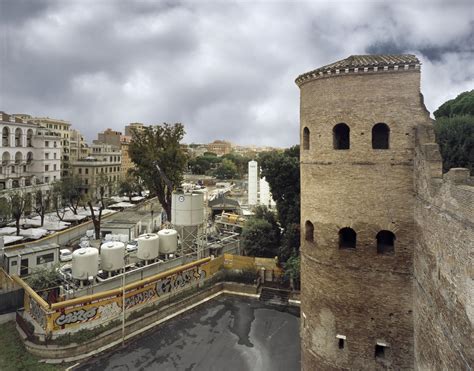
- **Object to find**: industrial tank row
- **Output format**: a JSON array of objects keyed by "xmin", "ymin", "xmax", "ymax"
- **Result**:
[{"xmin": 70, "ymin": 230, "xmax": 179, "ymax": 281}]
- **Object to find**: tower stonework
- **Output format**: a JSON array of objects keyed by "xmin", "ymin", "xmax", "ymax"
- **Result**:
[{"xmin": 297, "ymin": 55, "xmax": 425, "ymax": 370}]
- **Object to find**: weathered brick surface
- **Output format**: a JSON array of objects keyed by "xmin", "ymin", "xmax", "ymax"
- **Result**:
[
  {"xmin": 299, "ymin": 70, "xmax": 422, "ymax": 370},
  {"xmin": 413, "ymin": 128, "xmax": 474, "ymax": 370},
  {"xmin": 297, "ymin": 60, "xmax": 473, "ymax": 371}
]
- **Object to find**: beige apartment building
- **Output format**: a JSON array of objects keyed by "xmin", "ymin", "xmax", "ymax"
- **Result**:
[
  {"xmin": 70, "ymin": 143, "xmax": 121, "ymax": 199},
  {"xmin": 69, "ymin": 129, "xmax": 89, "ymax": 162},
  {"xmin": 120, "ymin": 135, "xmax": 133, "ymax": 178}
]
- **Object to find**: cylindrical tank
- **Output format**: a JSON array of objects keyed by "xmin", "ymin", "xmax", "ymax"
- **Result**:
[
  {"xmin": 72, "ymin": 247, "xmax": 99, "ymax": 280},
  {"xmin": 157, "ymin": 229, "xmax": 178, "ymax": 254},
  {"xmin": 136, "ymin": 233, "xmax": 159, "ymax": 260},
  {"xmin": 100, "ymin": 241, "xmax": 125, "ymax": 271},
  {"xmin": 171, "ymin": 192, "xmax": 204, "ymax": 226}
]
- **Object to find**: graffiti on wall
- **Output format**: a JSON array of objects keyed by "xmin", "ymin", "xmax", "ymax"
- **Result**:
[
  {"xmin": 55, "ymin": 307, "xmax": 98, "ymax": 327},
  {"xmin": 156, "ymin": 265, "xmax": 205, "ymax": 296},
  {"xmin": 29, "ymin": 299, "xmax": 47, "ymax": 329},
  {"xmin": 125, "ymin": 287, "xmax": 156, "ymax": 309},
  {"xmin": 50, "ymin": 265, "xmax": 207, "ymax": 330}
]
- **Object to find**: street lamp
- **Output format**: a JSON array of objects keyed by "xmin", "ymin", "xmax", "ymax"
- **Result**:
[{"xmin": 122, "ymin": 252, "xmax": 129, "ymax": 347}]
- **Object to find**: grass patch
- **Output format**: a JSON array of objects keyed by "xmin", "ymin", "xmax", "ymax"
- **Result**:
[{"xmin": 0, "ymin": 322, "xmax": 65, "ymax": 371}]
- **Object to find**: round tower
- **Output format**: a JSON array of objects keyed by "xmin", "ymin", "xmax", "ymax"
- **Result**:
[{"xmin": 297, "ymin": 55, "xmax": 424, "ymax": 370}]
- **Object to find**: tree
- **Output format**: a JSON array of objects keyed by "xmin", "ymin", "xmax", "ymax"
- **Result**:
[
  {"xmin": 9, "ymin": 191, "xmax": 26, "ymax": 236},
  {"xmin": 284, "ymin": 254, "xmax": 300, "ymax": 290},
  {"xmin": 119, "ymin": 170, "xmax": 143, "ymax": 202},
  {"xmin": 259, "ymin": 145, "xmax": 300, "ymax": 229},
  {"xmin": 241, "ymin": 218, "xmax": 280, "ymax": 258},
  {"xmin": 86, "ymin": 174, "xmax": 108, "ymax": 240},
  {"xmin": 434, "ymin": 115, "xmax": 474, "ymax": 174},
  {"xmin": 128, "ymin": 123, "xmax": 187, "ymax": 220},
  {"xmin": 434, "ymin": 90, "xmax": 474, "ymax": 119},
  {"xmin": 279, "ymin": 223, "xmax": 300, "ymax": 262},
  {"xmin": 222, "ymin": 153, "xmax": 252, "ymax": 178},
  {"xmin": 0, "ymin": 196, "xmax": 11, "ymax": 227},
  {"xmin": 213, "ymin": 159, "xmax": 238, "ymax": 179},
  {"xmin": 33, "ymin": 188, "xmax": 52, "ymax": 227},
  {"xmin": 54, "ymin": 175, "xmax": 84, "ymax": 215}
]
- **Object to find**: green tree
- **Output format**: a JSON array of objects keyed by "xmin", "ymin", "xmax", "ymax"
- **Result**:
[
  {"xmin": 128, "ymin": 123, "xmax": 187, "ymax": 220},
  {"xmin": 213, "ymin": 159, "xmax": 238, "ymax": 179},
  {"xmin": 222, "ymin": 153, "xmax": 252, "ymax": 178},
  {"xmin": 258, "ymin": 145, "xmax": 300, "ymax": 229},
  {"xmin": 188, "ymin": 155, "xmax": 220, "ymax": 175},
  {"xmin": 434, "ymin": 90, "xmax": 474, "ymax": 118},
  {"xmin": 279, "ymin": 223, "xmax": 300, "ymax": 262},
  {"xmin": 284, "ymin": 254, "xmax": 300, "ymax": 290},
  {"xmin": 241, "ymin": 218, "xmax": 279, "ymax": 258},
  {"xmin": 434, "ymin": 115, "xmax": 474, "ymax": 173}
]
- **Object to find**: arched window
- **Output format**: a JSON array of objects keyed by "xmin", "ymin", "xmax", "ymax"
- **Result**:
[
  {"xmin": 305, "ymin": 220, "xmax": 314, "ymax": 242},
  {"xmin": 27, "ymin": 129, "xmax": 33, "ymax": 147},
  {"xmin": 26, "ymin": 152, "xmax": 33, "ymax": 163},
  {"xmin": 333, "ymin": 123, "xmax": 350, "ymax": 150},
  {"xmin": 2, "ymin": 127, "xmax": 10, "ymax": 147},
  {"xmin": 339, "ymin": 227, "xmax": 356, "ymax": 249},
  {"xmin": 376, "ymin": 230, "xmax": 395, "ymax": 254},
  {"xmin": 372, "ymin": 123, "xmax": 390, "ymax": 149},
  {"xmin": 15, "ymin": 152, "xmax": 23, "ymax": 165},
  {"xmin": 2, "ymin": 152, "xmax": 10, "ymax": 165},
  {"xmin": 303, "ymin": 127, "xmax": 310, "ymax": 150},
  {"xmin": 15, "ymin": 128, "xmax": 22, "ymax": 147}
]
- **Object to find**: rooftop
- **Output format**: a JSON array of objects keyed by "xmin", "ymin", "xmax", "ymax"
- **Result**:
[{"xmin": 295, "ymin": 54, "xmax": 421, "ymax": 86}]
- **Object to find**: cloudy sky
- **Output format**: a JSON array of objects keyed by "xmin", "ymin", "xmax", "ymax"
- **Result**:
[{"xmin": 1, "ymin": 0, "xmax": 473, "ymax": 147}]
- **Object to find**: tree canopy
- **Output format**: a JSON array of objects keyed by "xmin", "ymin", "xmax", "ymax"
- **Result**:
[
  {"xmin": 213, "ymin": 158, "xmax": 238, "ymax": 179},
  {"xmin": 434, "ymin": 90, "xmax": 474, "ymax": 118},
  {"xmin": 128, "ymin": 123, "xmax": 187, "ymax": 220},
  {"xmin": 434, "ymin": 115, "xmax": 474, "ymax": 173},
  {"xmin": 433, "ymin": 90, "xmax": 474, "ymax": 174},
  {"xmin": 258, "ymin": 145, "xmax": 300, "ymax": 229}
]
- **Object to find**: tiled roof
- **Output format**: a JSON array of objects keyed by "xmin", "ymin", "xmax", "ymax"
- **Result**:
[{"xmin": 295, "ymin": 54, "xmax": 420, "ymax": 86}]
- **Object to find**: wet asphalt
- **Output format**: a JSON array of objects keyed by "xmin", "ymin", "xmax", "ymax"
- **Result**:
[{"xmin": 75, "ymin": 295, "xmax": 300, "ymax": 371}]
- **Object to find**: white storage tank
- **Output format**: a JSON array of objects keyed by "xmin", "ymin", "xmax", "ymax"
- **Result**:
[
  {"xmin": 137, "ymin": 233, "xmax": 159, "ymax": 261},
  {"xmin": 72, "ymin": 247, "xmax": 99, "ymax": 280},
  {"xmin": 171, "ymin": 192, "xmax": 205, "ymax": 226},
  {"xmin": 158, "ymin": 229, "xmax": 178, "ymax": 254},
  {"xmin": 100, "ymin": 241, "xmax": 125, "ymax": 271}
]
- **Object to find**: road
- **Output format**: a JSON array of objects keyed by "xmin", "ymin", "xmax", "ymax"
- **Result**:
[{"xmin": 75, "ymin": 295, "xmax": 300, "ymax": 371}]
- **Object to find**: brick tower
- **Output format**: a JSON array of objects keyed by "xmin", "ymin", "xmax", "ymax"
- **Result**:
[{"xmin": 296, "ymin": 55, "xmax": 424, "ymax": 370}]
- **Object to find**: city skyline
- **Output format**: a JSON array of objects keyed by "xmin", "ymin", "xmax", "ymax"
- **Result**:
[{"xmin": 1, "ymin": 0, "xmax": 473, "ymax": 146}]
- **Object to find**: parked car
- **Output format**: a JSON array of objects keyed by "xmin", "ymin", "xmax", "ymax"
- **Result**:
[
  {"xmin": 59, "ymin": 249, "xmax": 72, "ymax": 262},
  {"xmin": 126, "ymin": 240, "xmax": 138, "ymax": 253}
]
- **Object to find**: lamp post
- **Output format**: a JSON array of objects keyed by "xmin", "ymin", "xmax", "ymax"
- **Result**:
[{"xmin": 122, "ymin": 253, "xmax": 129, "ymax": 347}]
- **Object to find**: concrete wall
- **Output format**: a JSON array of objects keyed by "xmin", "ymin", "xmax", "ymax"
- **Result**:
[
  {"xmin": 299, "ymin": 69, "xmax": 427, "ymax": 370},
  {"xmin": 413, "ymin": 126, "xmax": 473, "ymax": 370}
]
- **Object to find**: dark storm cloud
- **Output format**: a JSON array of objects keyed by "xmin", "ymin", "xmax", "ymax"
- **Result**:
[{"xmin": 1, "ymin": 0, "xmax": 473, "ymax": 147}]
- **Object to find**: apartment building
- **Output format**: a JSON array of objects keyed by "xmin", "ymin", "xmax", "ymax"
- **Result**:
[
  {"xmin": 29, "ymin": 116, "xmax": 72, "ymax": 177},
  {"xmin": 70, "ymin": 143, "xmax": 122, "ymax": 198},
  {"xmin": 0, "ymin": 111, "xmax": 61, "ymax": 198},
  {"xmin": 69, "ymin": 129, "xmax": 89, "ymax": 162}
]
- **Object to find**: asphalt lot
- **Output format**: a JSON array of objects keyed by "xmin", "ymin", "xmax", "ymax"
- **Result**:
[{"xmin": 75, "ymin": 295, "xmax": 300, "ymax": 371}]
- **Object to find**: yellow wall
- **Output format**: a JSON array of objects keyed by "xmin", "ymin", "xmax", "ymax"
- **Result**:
[{"xmin": 18, "ymin": 254, "xmax": 281, "ymax": 334}]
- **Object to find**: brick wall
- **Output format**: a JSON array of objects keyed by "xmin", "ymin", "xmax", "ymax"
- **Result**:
[
  {"xmin": 299, "ymin": 70, "xmax": 427, "ymax": 370},
  {"xmin": 414, "ymin": 125, "xmax": 473, "ymax": 370}
]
